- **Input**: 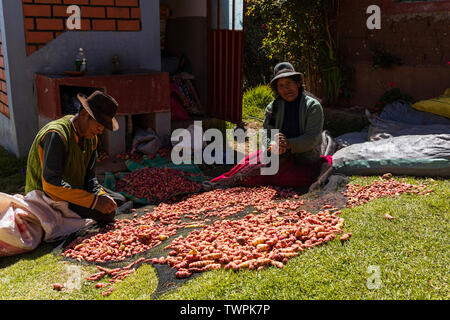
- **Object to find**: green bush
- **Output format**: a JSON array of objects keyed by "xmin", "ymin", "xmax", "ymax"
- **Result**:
[
  {"xmin": 0, "ymin": 146, "xmax": 27, "ymax": 194},
  {"xmin": 375, "ymin": 87, "xmax": 414, "ymax": 113},
  {"xmin": 243, "ymin": 3, "xmax": 276, "ymax": 91},
  {"xmin": 242, "ymin": 85, "xmax": 275, "ymax": 121}
]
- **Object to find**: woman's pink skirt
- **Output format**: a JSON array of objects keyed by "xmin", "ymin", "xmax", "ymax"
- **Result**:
[{"xmin": 210, "ymin": 150, "xmax": 332, "ymax": 188}]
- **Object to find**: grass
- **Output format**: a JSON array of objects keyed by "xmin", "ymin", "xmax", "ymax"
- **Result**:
[
  {"xmin": 0, "ymin": 175, "xmax": 448, "ymax": 300},
  {"xmin": 225, "ymin": 85, "xmax": 274, "ymax": 130},
  {"xmin": 0, "ymin": 100, "xmax": 448, "ymax": 300},
  {"xmin": 160, "ymin": 176, "xmax": 449, "ymax": 300},
  {"xmin": 242, "ymin": 85, "xmax": 274, "ymax": 122},
  {"xmin": 0, "ymin": 146, "xmax": 27, "ymax": 195}
]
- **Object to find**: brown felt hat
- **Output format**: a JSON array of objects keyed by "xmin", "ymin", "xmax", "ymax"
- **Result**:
[
  {"xmin": 270, "ymin": 62, "xmax": 304, "ymax": 91},
  {"xmin": 77, "ymin": 91, "xmax": 119, "ymax": 132}
]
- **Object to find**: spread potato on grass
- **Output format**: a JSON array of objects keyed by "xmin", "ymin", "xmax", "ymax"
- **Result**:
[
  {"xmin": 59, "ymin": 177, "xmax": 436, "ymax": 297},
  {"xmin": 0, "ymin": 173, "xmax": 448, "ymax": 300}
]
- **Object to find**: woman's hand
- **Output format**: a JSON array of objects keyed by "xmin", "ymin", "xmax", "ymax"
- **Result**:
[{"xmin": 270, "ymin": 133, "xmax": 290, "ymax": 155}]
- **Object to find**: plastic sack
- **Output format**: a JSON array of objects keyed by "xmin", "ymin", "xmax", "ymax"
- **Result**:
[
  {"xmin": 332, "ymin": 134, "xmax": 450, "ymax": 177},
  {"xmin": 334, "ymin": 131, "xmax": 368, "ymax": 149},
  {"xmin": 412, "ymin": 88, "xmax": 450, "ymax": 119},
  {"xmin": 380, "ymin": 101, "xmax": 450, "ymax": 125},
  {"xmin": 131, "ymin": 128, "xmax": 162, "ymax": 157},
  {"xmin": 366, "ymin": 109, "xmax": 450, "ymax": 141},
  {"xmin": 171, "ymin": 124, "xmax": 207, "ymax": 151},
  {"xmin": 0, "ymin": 191, "xmax": 94, "ymax": 257},
  {"xmin": 320, "ymin": 130, "xmax": 338, "ymax": 156}
]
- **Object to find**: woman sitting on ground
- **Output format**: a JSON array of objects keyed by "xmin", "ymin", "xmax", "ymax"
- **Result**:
[
  {"xmin": 206, "ymin": 62, "xmax": 330, "ymax": 189},
  {"xmin": 264, "ymin": 62, "xmax": 324, "ymax": 166}
]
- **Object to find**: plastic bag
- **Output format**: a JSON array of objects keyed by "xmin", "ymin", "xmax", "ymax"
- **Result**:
[
  {"xmin": 334, "ymin": 131, "xmax": 368, "ymax": 148},
  {"xmin": 0, "ymin": 191, "xmax": 94, "ymax": 257},
  {"xmin": 131, "ymin": 128, "xmax": 162, "ymax": 157},
  {"xmin": 412, "ymin": 89, "xmax": 450, "ymax": 119},
  {"xmin": 380, "ymin": 101, "xmax": 450, "ymax": 125},
  {"xmin": 171, "ymin": 124, "xmax": 207, "ymax": 151},
  {"xmin": 332, "ymin": 134, "xmax": 450, "ymax": 177},
  {"xmin": 366, "ymin": 109, "xmax": 450, "ymax": 141}
]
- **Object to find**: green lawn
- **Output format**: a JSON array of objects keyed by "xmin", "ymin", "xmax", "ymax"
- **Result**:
[
  {"xmin": 1, "ymin": 126, "xmax": 448, "ymax": 300},
  {"xmin": 0, "ymin": 146, "xmax": 27, "ymax": 195},
  {"xmin": 1, "ymin": 173, "xmax": 448, "ymax": 300},
  {"xmin": 160, "ymin": 176, "xmax": 449, "ymax": 300}
]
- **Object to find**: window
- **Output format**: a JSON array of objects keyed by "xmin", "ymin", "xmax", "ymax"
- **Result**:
[{"xmin": 210, "ymin": 0, "xmax": 243, "ymax": 30}]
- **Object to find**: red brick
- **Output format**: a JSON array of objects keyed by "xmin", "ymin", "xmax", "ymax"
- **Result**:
[
  {"xmin": 89, "ymin": 0, "xmax": 114, "ymax": 5},
  {"xmin": 34, "ymin": 0, "xmax": 62, "ymax": 3},
  {"xmin": 0, "ymin": 57, "xmax": 4, "ymax": 69},
  {"xmin": 52, "ymin": 5, "xmax": 69, "ymax": 17},
  {"xmin": 0, "ymin": 103, "xmax": 10, "ymax": 118},
  {"xmin": 65, "ymin": 18, "xmax": 91, "ymax": 31},
  {"xmin": 115, "ymin": 0, "xmax": 139, "ymax": 7},
  {"xmin": 62, "ymin": 0, "xmax": 89, "ymax": 5},
  {"xmin": 25, "ymin": 31, "xmax": 54, "ymax": 43},
  {"xmin": 36, "ymin": 18, "xmax": 64, "ymax": 30},
  {"xmin": 23, "ymin": 4, "xmax": 52, "ymax": 17},
  {"xmin": 117, "ymin": 19, "xmax": 140, "ymax": 31},
  {"xmin": 92, "ymin": 19, "xmax": 116, "ymax": 31},
  {"xmin": 130, "ymin": 7, "xmax": 141, "ymax": 19},
  {"xmin": 79, "ymin": 6, "xmax": 105, "ymax": 18},
  {"xmin": 106, "ymin": 7, "xmax": 130, "ymax": 19},
  {"xmin": 0, "ymin": 91, "xmax": 8, "ymax": 105},
  {"xmin": 26, "ymin": 45, "xmax": 36, "ymax": 55},
  {"xmin": 24, "ymin": 18, "xmax": 35, "ymax": 30}
]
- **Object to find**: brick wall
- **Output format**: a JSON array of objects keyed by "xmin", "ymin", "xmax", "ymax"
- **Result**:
[
  {"xmin": 0, "ymin": 31, "xmax": 9, "ymax": 118},
  {"xmin": 335, "ymin": 0, "xmax": 450, "ymax": 108},
  {"xmin": 337, "ymin": 0, "xmax": 450, "ymax": 67},
  {"xmin": 22, "ymin": 0, "xmax": 142, "ymax": 55}
]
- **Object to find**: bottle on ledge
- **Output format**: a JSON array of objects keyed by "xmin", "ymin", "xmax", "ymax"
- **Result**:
[
  {"xmin": 80, "ymin": 58, "xmax": 87, "ymax": 74},
  {"xmin": 74, "ymin": 48, "xmax": 85, "ymax": 72}
]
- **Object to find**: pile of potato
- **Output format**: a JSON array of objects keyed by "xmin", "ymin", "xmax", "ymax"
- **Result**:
[
  {"xmin": 115, "ymin": 167, "xmax": 201, "ymax": 203},
  {"xmin": 65, "ymin": 177, "xmax": 432, "ymax": 283},
  {"xmin": 62, "ymin": 187, "xmax": 306, "ymax": 263},
  {"xmin": 343, "ymin": 175, "xmax": 433, "ymax": 207},
  {"xmin": 162, "ymin": 206, "xmax": 345, "ymax": 278}
]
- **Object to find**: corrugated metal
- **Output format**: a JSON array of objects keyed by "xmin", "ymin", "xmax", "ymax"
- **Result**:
[{"xmin": 207, "ymin": 0, "xmax": 244, "ymax": 124}]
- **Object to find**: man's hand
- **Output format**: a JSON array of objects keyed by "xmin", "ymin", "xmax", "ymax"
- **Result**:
[{"xmin": 95, "ymin": 194, "xmax": 117, "ymax": 214}]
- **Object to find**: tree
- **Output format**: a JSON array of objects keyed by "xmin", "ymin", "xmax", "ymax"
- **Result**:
[{"xmin": 245, "ymin": 0, "xmax": 349, "ymax": 105}]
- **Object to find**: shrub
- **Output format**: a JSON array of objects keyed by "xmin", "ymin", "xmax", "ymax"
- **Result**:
[
  {"xmin": 375, "ymin": 87, "xmax": 414, "ymax": 113},
  {"xmin": 242, "ymin": 85, "xmax": 275, "ymax": 121}
]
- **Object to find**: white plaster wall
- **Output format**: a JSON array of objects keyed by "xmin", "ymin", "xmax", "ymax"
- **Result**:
[{"xmin": 0, "ymin": 0, "xmax": 18, "ymax": 156}]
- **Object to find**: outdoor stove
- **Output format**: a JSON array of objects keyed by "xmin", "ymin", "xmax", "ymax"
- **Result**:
[{"xmin": 35, "ymin": 72, "xmax": 171, "ymax": 156}]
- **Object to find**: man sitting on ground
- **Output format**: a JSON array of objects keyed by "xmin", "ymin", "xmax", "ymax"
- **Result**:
[{"xmin": 25, "ymin": 91, "xmax": 123, "ymax": 223}]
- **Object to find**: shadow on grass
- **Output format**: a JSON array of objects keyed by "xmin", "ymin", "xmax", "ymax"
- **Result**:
[{"xmin": 0, "ymin": 242, "xmax": 61, "ymax": 269}]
